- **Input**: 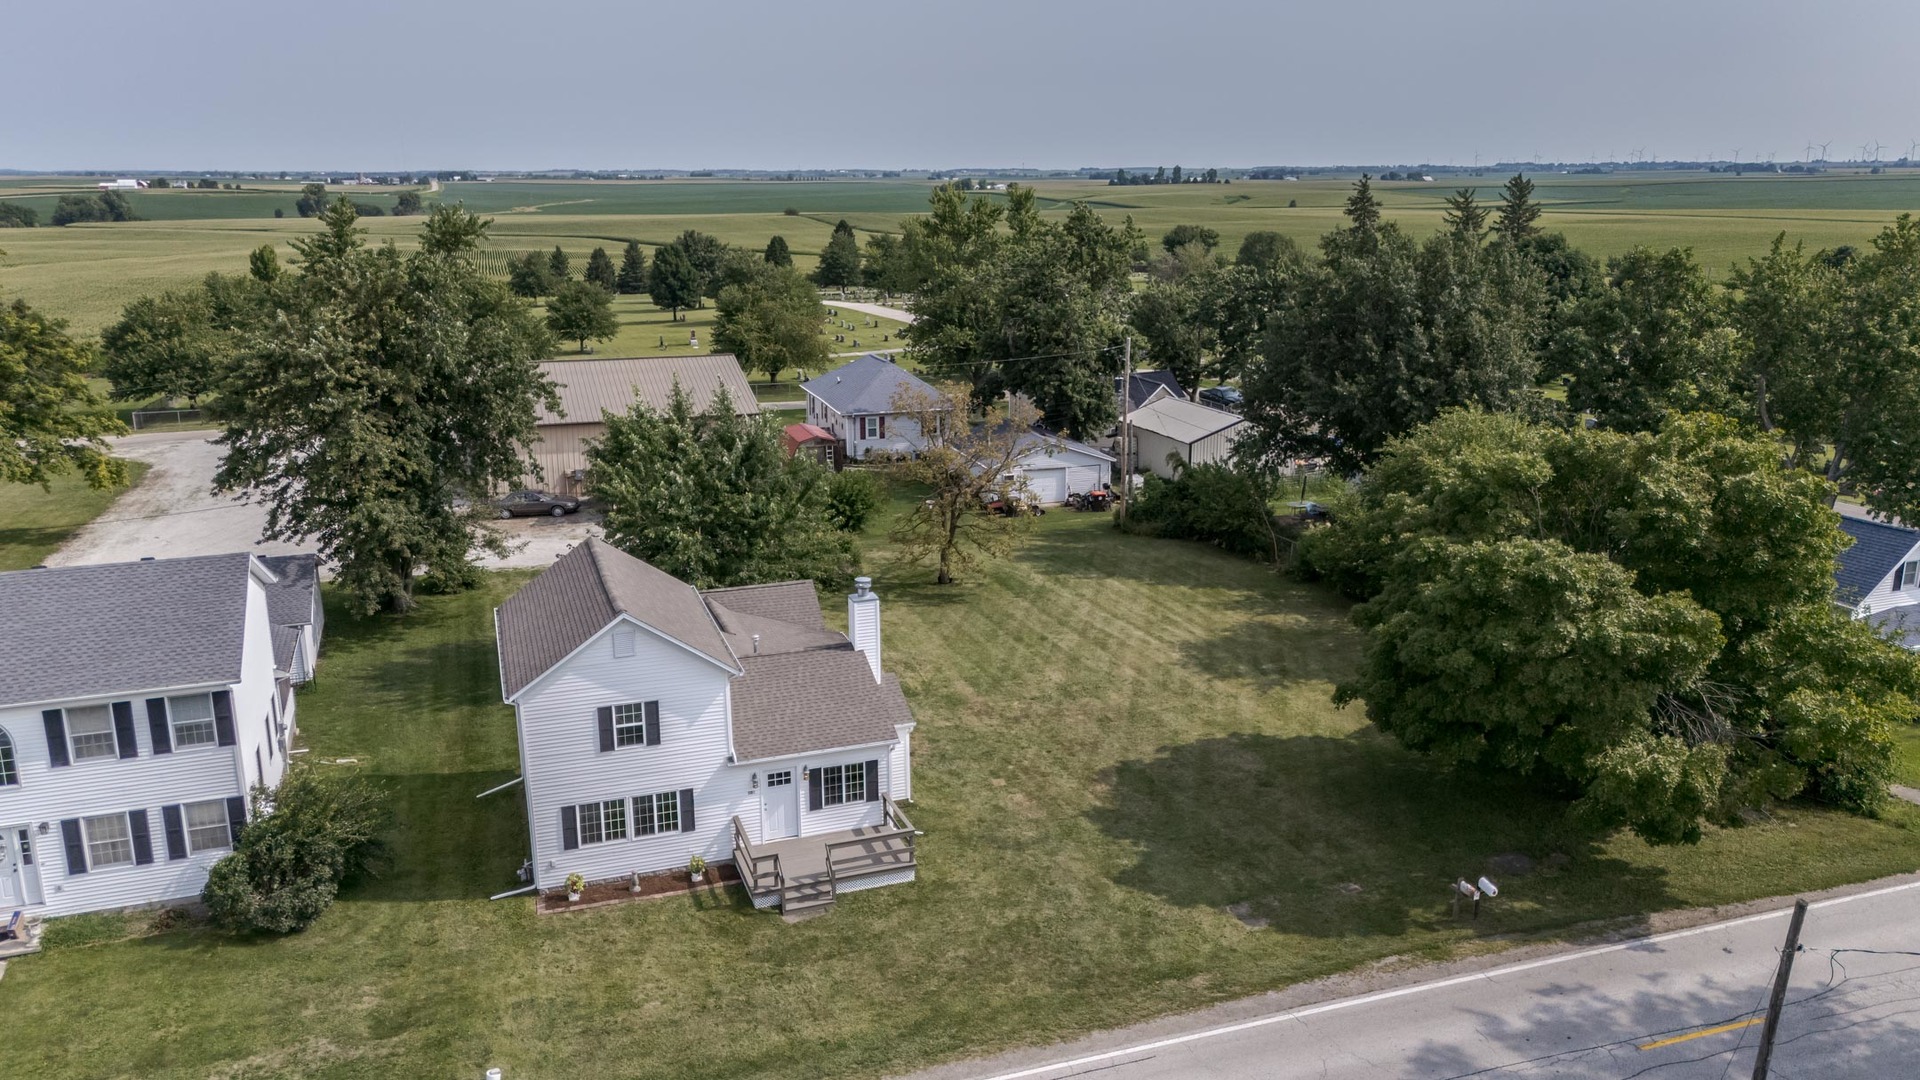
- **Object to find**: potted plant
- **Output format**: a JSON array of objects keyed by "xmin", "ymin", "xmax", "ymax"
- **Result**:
[
  {"xmin": 565, "ymin": 872, "xmax": 586, "ymax": 902},
  {"xmin": 688, "ymin": 855, "xmax": 707, "ymax": 884}
]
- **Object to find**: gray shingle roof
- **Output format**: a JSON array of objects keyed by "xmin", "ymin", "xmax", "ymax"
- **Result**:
[
  {"xmin": 704, "ymin": 599, "xmax": 845, "ymax": 659},
  {"xmin": 1835, "ymin": 515, "xmax": 1920, "ymax": 607},
  {"xmin": 495, "ymin": 539, "xmax": 738, "ymax": 699},
  {"xmin": 271, "ymin": 624, "xmax": 302, "ymax": 672},
  {"xmin": 0, "ymin": 554, "xmax": 257, "ymax": 708},
  {"xmin": 257, "ymin": 553, "xmax": 320, "ymax": 627},
  {"xmin": 699, "ymin": 581, "xmax": 825, "ymax": 630},
  {"xmin": 729, "ymin": 650, "xmax": 912, "ymax": 762},
  {"xmin": 1119, "ymin": 370, "xmax": 1184, "ymax": 410},
  {"xmin": 535, "ymin": 354, "xmax": 759, "ymax": 427},
  {"xmin": 801, "ymin": 354, "xmax": 938, "ymax": 416}
]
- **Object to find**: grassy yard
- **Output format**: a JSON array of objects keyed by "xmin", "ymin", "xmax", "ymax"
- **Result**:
[
  {"xmin": 0, "ymin": 462, "xmax": 149, "ymax": 572},
  {"xmin": 8, "ymin": 507, "xmax": 1920, "ymax": 1079},
  {"xmin": 532, "ymin": 292, "xmax": 908, "ymax": 366}
]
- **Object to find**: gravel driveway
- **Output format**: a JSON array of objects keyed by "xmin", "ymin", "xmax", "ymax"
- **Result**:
[{"xmin": 47, "ymin": 430, "xmax": 604, "ymax": 575}]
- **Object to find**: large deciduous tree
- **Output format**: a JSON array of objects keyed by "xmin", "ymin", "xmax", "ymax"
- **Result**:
[
  {"xmin": 886, "ymin": 382, "xmax": 1040, "ymax": 584},
  {"xmin": 0, "ymin": 293, "xmax": 126, "ymax": 488},
  {"xmin": 586, "ymin": 385, "xmax": 851, "ymax": 588},
  {"xmin": 714, "ymin": 263, "xmax": 828, "ymax": 383},
  {"xmin": 648, "ymin": 241, "xmax": 703, "ymax": 321},
  {"xmin": 545, "ymin": 280, "xmax": 619, "ymax": 353},
  {"xmin": 100, "ymin": 284, "xmax": 243, "ymax": 406},
  {"xmin": 1306, "ymin": 409, "xmax": 1920, "ymax": 844},
  {"xmin": 213, "ymin": 200, "xmax": 558, "ymax": 614}
]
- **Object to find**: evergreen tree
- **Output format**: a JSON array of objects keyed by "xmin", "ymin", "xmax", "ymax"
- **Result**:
[
  {"xmin": 1494, "ymin": 172, "xmax": 1543, "ymax": 243},
  {"xmin": 1344, "ymin": 175, "xmax": 1382, "ymax": 232},
  {"xmin": 814, "ymin": 219, "xmax": 862, "ymax": 290},
  {"xmin": 507, "ymin": 251, "xmax": 553, "ymax": 298},
  {"xmin": 615, "ymin": 240, "xmax": 649, "ymax": 294},
  {"xmin": 1171, "ymin": 165, "xmax": 1184, "ymax": 185},
  {"xmin": 548, "ymin": 245, "xmax": 572, "ymax": 280},
  {"xmin": 584, "ymin": 246, "xmax": 617, "ymax": 291},
  {"xmin": 1442, "ymin": 187, "xmax": 1489, "ymax": 242},
  {"xmin": 763, "ymin": 235, "xmax": 792, "ymax": 267}
]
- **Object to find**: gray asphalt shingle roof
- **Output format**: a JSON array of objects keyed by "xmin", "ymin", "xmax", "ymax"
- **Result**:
[
  {"xmin": 729, "ymin": 650, "xmax": 913, "ymax": 762},
  {"xmin": 257, "ymin": 553, "xmax": 319, "ymax": 627},
  {"xmin": 801, "ymin": 354, "xmax": 938, "ymax": 416},
  {"xmin": 1835, "ymin": 515, "xmax": 1920, "ymax": 607},
  {"xmin": 0, "ymin": 553, "xmax": 257, "ymax": 708}
]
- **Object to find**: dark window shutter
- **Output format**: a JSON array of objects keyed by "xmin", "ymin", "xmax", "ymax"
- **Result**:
[
  {"xmin": 162, "ymin": 805, "xmax": 188, "ymax": 860},
  {"xmin": 263, "ymin": 712, "xmax": 274, "ymax": 759},
  {"xmin": 112, "ymin": 701, "xmax": 139, "ymax": 759},
  {"xmin": 225, "ymin": 795, "xmax": 247, "ymax": 845},
  {"xmin": 61, "ymin": 818, "xmax": 87, "ymax": 875},
  {"xmin": 878, "ymin": 415, "xmax": 887, "ymax": 438},
  {"xmin": 634, "ymin": 794, "xmax": 654, "ymax": 836},
  {"xmin": 808, "ymin": 768, "xmax": 823, "ymax": 811},
  {"xmin": 596, "ymin": 706, "xmax": 614, "ymax": 753},
  {"xmin": 146, "ymin": 698, "xmax": 173, "ymax": 754},
  {"xmin": 129, "ymin": 809, "xmax": 154, "ymax": 865},
  {"xmin": 644, "ymin": 701, "xmax": 661, "ymax": 746},
  {"xmin": 679, "ymin": 788, "xmax": 696, "ymax": 832},
  {"xmin": 43, "ymin": 710, "xmax": 70, "ymax": 768},
  {"xmin": 865, "ymin": 759, "xmax": 881, "ymax": 802},
  {"xmin": 560, "ymin": 805, "xmax": 579, "ymax": 850},
  {"xmin": 212, "ymin": 690, "xmax": 237, "ymax": 747}
]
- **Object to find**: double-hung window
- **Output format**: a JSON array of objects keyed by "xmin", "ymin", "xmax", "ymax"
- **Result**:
[
  {"xmin": 1898, "ymin": 561, "xmax": 1920, "ymax": 591},
  {"xmin": 577, "ymin": 799, "xmax": 628, "ymax": 846},
  {"xmin": 167, "ymin": 694, "xmax": 219, "ymax": 749},
  {"xmin": 83, "ymin": 813, "xmax": 135, "ymax": 869},
  {"xmin": 633, "ymin": 790, "xmax": 681, "ymax": 836},
  {"xmin": 65, "ymin": 705, "xmax": 118, "ymax": 762},
  {"xmin": 183, "ymin": 800, "xmax": 232, "ymax": 854},
  {"xmin": 817, "ymin": 763, "xmax": 865, "ymax": 807},
  {"xmin": 860, "ymin": 415, "xmax": 882, "ymax": 440},
  {"xmin": 611, "ymin": 703, "xmax": 648, "ymax": 748}
]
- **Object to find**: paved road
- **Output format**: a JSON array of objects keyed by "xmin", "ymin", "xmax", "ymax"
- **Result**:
[
  {"xmin": 824, "ymin": 299, "xmax": 916, "ymax": 324},
  {"xmin": 48, "ymin": 430, "xmax": 600, "ymax": 574},
  {"xmin": 902, "ymin": 881, "xmax": 1920, "ymax": 1080}
]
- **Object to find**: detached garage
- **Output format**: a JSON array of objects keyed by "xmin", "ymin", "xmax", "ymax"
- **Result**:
[
  {"xmin": 999, "ymin": 430, "xmax": 1114, "ymax": 504},
  {"xmin": 1125, "ymin": 396, "xmax": 1245, "ymax": 479}
]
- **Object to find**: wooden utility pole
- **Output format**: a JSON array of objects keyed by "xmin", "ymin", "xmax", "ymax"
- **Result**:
[
  {"xmin": 1751, "ymin": 898, "xmax": 1809, "ymax": 1080},
  {"xmin": 1118, "ymin": 336, "xmax": 1133, "ymax": 524}
]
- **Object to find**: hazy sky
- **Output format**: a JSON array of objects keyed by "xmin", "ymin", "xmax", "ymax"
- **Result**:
[{"xmin": 11, "ymin": 0, "xmax": 1920, "ymax": 171}]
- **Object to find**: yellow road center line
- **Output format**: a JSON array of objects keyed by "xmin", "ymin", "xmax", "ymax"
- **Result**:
[{"xmin": 1638, "ymin": 1017, "xmax": 1764, "ymax": 1051}]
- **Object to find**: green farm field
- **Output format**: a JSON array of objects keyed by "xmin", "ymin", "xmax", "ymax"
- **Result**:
[{"xmin": 5, "ymin": 171, "xmax": 1920, "ymax": 336}]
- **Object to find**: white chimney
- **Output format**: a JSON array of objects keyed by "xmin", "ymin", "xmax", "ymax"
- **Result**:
[{"xmin": 848, "ymin": 576, "xmax": 882, "ymax": 683}]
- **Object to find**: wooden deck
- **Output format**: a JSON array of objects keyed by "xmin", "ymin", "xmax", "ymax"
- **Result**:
[{"xmin": 732, "ymin": 796, "xmax": 918, "ymax": 916}]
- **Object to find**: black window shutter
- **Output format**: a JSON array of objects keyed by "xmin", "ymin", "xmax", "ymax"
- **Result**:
[
  {"xmin": 212, "ymin": 690, "xmax": 237, "ymax": 747},
  {"xmin": 129, "ymin": 809, "xmax": 154, "ymax": 865},
  {"xmin": 60, "ymin": 818, "xmax": 87, "ymax": 875},
  {"xmin": 225, "ymin": 795, "xmax": 247, "ymax": 845},
  {"xmin": 808, "ymin": 769, "xmax": 823, "ymax": 811},
  {"xmin": 865, "ymin": 759, "xmax": 881, "ymax": 802},
  {"xmin": 146, "ymin": 698, "xmax": 173, "ymax": 754},
  {"xmin": 111, "ymin": 701, "xmax": 139, "ymax": 759},
  {"xmin": 43, "ymin": 710, "xmax": 70, "ymax": 768},
  {"xmin": 263, "ymin": 712, "xmax": 274, "ymax": 759},
  {"xmin": 644, "ymin": 701, "xmax": 661, "ymax": 746},
  {"xmin": 161, "ymin": 805, "xmax": 188, "ymax": 860},
  {"xmin": 678, "ymin": 788, "xmax": 696, "ymax": 832},
  {"xmin": 596, "ymin": 706, "xmax": 614, "ymax": 753},
  {"xmin": 560, "ymin": 805, "xmax": 579, "ymax": 850}
]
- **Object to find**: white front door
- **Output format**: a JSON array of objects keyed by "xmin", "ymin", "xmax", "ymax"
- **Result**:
[
  {"xmin": 762, "ymin": 770, "xmax": 799, "ymax": 840},
  {"xmin": 0, "ymin": 827, "xmax": 26, "ymax": 908}
]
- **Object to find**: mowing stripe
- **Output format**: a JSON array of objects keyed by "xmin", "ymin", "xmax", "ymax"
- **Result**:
[
  {"xmin": 1636, "ymin": 1017, "xmax": 1764, "ymax": 1051},
  {"xmin": 963, "ymin": 878, "xmax": 1920, "ymax": 1080}
]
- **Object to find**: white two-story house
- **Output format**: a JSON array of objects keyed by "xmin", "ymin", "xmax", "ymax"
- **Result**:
[
  {"xmin": 1835, "ymin": 514, "xmax": 1920, "ymax": 649},
  {"xmin": 0, "ymin": 553, "xmax": 315, "ymax": 917},
  {"xmin": 494, "ymin": 539, "xmax": 917, "ymax": 917},
  {"xmin": 800, "ymin": 354, "xmax": 945, "ymax": 461}
]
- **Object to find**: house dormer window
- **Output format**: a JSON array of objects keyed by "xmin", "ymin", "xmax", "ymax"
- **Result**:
[{"xmin": 1898, "ymin": 562, "xmax": 1919, "ymax": 590}]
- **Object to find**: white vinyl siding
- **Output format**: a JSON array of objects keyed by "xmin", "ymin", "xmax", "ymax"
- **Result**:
[{"xmin": 66, "ymin": 704, "xmax": 118, "ymax": 762}]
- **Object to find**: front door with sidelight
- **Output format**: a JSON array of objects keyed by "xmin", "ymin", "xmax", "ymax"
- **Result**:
[
  {"xmin": 761, "ymin": 770, "xmax": 799, "ymax": 840},
  {"xmin": 0, "ymin": 826, "xmax": 41, "ymax": 907}
]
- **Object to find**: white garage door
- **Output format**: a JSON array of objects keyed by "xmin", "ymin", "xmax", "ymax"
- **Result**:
[{"xmin": 1024, "ymin": 468, "xmax": 1067, "ymax": 504}]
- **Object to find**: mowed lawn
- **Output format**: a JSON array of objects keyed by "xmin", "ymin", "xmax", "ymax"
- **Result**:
[
  {"xmin": 9, "ymin": 509, "xmax": 1920, "ymax": 1079},
  {"xmin": 0, "ymin": 463, "xmax": 149, "ymax": 572}
]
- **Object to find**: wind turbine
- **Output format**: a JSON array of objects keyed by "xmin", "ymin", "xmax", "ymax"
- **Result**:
[
  {"xmin": 1859, "ymin": 142, "xmax": 1871, "ymax": 163},
  {"xmin": 1819, "ymin": 140, "xmax": 1832, "ymax": 162},
  {"xmin": 1732, "ymin": 147, "xmax": 1742, "ymax": 164},
  {"xmin": 1872, "ymin": 141, "xmax": 1886, "ymax": 162},
  {"xmin": 1907, "ymin": 139, "xmax": 1918, "ymax": 163},
  {"xmin": 1805, "ymin": 142, "xmax": 1816, "ymax": 162}
]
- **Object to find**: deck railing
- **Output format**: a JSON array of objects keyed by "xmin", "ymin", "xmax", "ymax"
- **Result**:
[
  {"xmin": 731, "ymin": 815, "xmax": 783, "ymax": 894},
  {"xmin": 823, "ymin": 801, "xmax": 917, "ymax": 887}
]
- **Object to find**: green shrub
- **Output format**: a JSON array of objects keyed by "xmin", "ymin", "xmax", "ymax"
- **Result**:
[
  {"xmin": 203, "ymin": 768, "xmax": 390, "ymax": 934},
  {"xmin": 1121, "ymin": 462, "xmax": 1281, "ymax": 561},
  {"xmin": 826, "ymin": 468, "xmax": 884, "ymax": 532}
]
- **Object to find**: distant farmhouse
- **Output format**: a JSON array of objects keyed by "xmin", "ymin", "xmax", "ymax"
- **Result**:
[
  {"xmin": 1834, "ymin": 515, "xmax": 1920, "ymax": 650},
  {"xmin": 528, "ymin": 355, "xmax": 758, "ymax": 496}
]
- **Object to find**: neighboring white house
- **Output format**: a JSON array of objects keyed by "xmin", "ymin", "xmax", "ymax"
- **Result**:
[
  {"xmin": 1834, "ymin": 515, "xmax": 1920, "ymax": 649},
  {"xmin": 493, "ymin": 539, "xmax": 917, "ymax": 916},
  {"xmin": 801, "ymin": 354, "xmax": 944, "ymax": 461},
  {"xmin": 1124, "ymin": 396, "xmax": 1247, "ymax": 479},
  {"xmin": 0, "ymin": 554, "xmax": 309, "ymax": 918},
  {"xmin": 528, "ymin": 354, "xmax": 759, "ymax": 496}
]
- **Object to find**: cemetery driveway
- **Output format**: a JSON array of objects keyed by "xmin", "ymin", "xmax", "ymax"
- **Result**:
[
  {"xmin": 46, "ymin": 429, "xmax": 600, "ymax": 574},
  {"xmin": 826, "ymin": 299, "xmax": 916, "ymax": 323}
]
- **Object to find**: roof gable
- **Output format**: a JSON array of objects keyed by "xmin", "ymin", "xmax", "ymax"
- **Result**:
[
  {"xmin": 1119, "ymin": 370, "xmax": 1185, "ymax": 410},
  {"xmin": 535, "ymin": 354, "xmax": 758, "ymax": 427},
  {"xmin": 0, "ymin": 553, "xmax": 258, "ymax": 708},
  {"xmin": 801, "ymin": 354, "xmax": 939, "ymax": 416},
  {"xmin": 1835, "ymin": 515, "xmax": 1920, "ymax": 607}
]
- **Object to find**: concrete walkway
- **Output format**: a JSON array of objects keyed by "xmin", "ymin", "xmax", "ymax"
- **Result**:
[
  {"xmin": 1893, "ymin": 784, "xmax": 1920, "ymax": 806},
  {"xmin": 823, "ymin": 299, "xmax": 916, "ymax": 324}
]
